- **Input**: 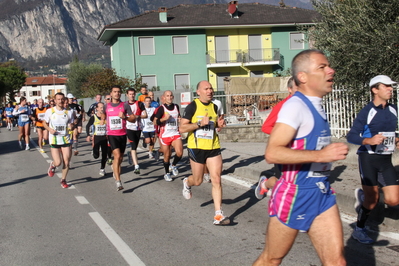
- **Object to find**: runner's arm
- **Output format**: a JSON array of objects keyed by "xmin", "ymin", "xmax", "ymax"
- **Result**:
[{"xmin": 86, "ymin": 116, "xmax": 95, "ymax": 137}]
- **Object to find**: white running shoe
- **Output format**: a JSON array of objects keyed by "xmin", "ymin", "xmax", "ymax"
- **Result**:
[
  {"xmin": 203, "ymin": 173, "xmax": 211, "ymax": 183},
  {"xmin": 213, "ymin": 211, "xmax": 230, "ymax": 225},
  {"xmin": 182, "ymin": 178, "xmax": 192, "ymax": 199},
  {"xmin": 116, "ymin": 181, "xmax": 124, "ymax": 191},
  {"xmin": 149, "ymin": 152, "xmax": 154, "ymax": 159},
  {"xmin": 164, "ymin": 173, "xmax": 172, "ymax": 182},
  {"xmin": 171, "ymin": 166, "xmax": 179, "ymax": 177},
  {"xmin": 99, "ymin": 169, "xmax": 105, "ymax": 176},
  {"xmin": 25, "ymin": 145, "xmax": 30, "ymax": 150}
]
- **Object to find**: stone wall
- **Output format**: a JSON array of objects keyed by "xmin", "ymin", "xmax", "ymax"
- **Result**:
[{"xmin": 218, "ymin": 125, "xmax": 266, "ymax": 142}]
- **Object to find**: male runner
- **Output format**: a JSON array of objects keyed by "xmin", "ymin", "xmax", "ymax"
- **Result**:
[
  {"xmin": 101, "ymin": 85, "xmax": 137, "ymax": 191},
  {"xmin": 255, "ymin": 77, "xmax": 297, "ymax": 199},
  {"xmin": 104, "ymin": 94, "xmax": 113, "ymax": 165},
  {"xmin": 142, "ymin": 97, "xmax": 156, "ymax": 159},
  {"xmin": 125, "ymin": 88, "xmax": 147, "ymax": 174},
  {"xmin": 253, "ymin": 50, "xmax": 348, "ymax": 266},
  {"xmin": 67, "ymin": 94, "xmax": 84, "ymax": 156},
  {"xmin": 148, "ymin": 91, "xmax": 160, "ymax": 108},
  {"xmin": 154, "ymin": 90, "xmax": 183, "ymax": 181},
  {"xmin": 347, "ymin": 75, "xmax": 399, "ymax": 244},
  {"xmin": 180, "ymin": 80, "xmax": 230, "ymax": 225},
  {"xmin": 87, "ymin": 94, "xmax": 102, "ymax": 117},
  {"xmin": 32, "ymin": 99, "xmax": 48, "ymax": 153},
  {"xmin": 43, "ymin": 93, "xmax": 74, "ymax": 188},
  {"xmin": 86, "ymin": 102, "xmax": 108, "ymax": 176}
]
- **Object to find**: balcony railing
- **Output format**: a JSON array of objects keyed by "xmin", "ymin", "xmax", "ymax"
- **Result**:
[{"xmin": 206, "ymin": 48, "xmax": 280, "ymax": 65}]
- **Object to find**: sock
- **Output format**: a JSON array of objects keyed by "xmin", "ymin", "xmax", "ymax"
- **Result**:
[
  {"xmin": 163, "ymin": 161, "xmax": 170, "ymax": 174},
  {"xmin": 135, "ymin": 165, "xmax": 139, "ymax": 169},
  {"xmin": 357, "ymin": 205, "xmax": 371, "ymax": 228},
  {"xmin": 172, "ymin": 155, "xmax": 182, "ymax": 166}
]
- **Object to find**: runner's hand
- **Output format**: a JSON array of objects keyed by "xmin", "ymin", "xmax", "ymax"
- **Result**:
[{"xmin": 318, "ymin": 142, "xmax": 348, "ymax": 162}]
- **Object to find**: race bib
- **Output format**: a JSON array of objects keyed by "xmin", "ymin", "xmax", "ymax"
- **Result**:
[
  {"xmin": 38, "ymin": 113, "xmax": 46, "ymax": 121},
  {"xmin": 109, "ymin": 116, "xmax": 122, "ymax": 130},
  {"xmin": 308, "ymin": 136, "xmax": 332, "ymax": 178},
  {"xmin": 6, "ymin": 111, "xmax": 11, "ymax": 116},
  {"xmin": 196, "ymin": 120, "xmax": 215, "ymax": 140},
  {"xmin": 53, "ymin": 123, "xmax": 66, "ymax": 136},
  {"xmin": 20, "ymin": 114, "xmax": 29, "ymax": 122},
  {"xmin": 376, "ymin": 132, "xmax": 395, "ymax": 154},
  {"xmin": 95, "ymin": 124, "xmax": 106, "ymax": 136},
  {"xmin": 165, "ymin": 120, "xmax": 178, "ymax": 132}
]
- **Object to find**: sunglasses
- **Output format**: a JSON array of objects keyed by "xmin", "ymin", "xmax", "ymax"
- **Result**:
[{"xmin": 105, "ymin": 98, "xmax": 111, "ymax": 100}]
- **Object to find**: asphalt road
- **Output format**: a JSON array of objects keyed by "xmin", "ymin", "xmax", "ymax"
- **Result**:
[{"xmin": 0, "ymin": 127, "xmax": 398, "ymax": 266}]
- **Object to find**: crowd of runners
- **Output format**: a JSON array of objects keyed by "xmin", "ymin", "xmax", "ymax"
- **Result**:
[{"xmin": 2, "ymin": 49, "xmax": 399, "ymax": 264}]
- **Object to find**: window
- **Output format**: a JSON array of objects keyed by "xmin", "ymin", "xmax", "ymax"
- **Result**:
[
  {"xmin": 142, "ymin": 75, "xmax": 157, "ymax": 90},
  {"xmin": 290, "ymin": 33, "xmax": 304, "ymax": 50},
  {"xmin": 139, "ymin": 37, "xmax": 155, "ymax": 55},
  {"xmin": 250, "ymin": 71, "xmax": 263, "ymax": 77},
  {"xmin": 172, "ymin": 36, "xmax": 188, "ymax": 54},
  {"xmin": 174, "ymin": 74, "xmax": 190, "ymax": 90},
  {"xmin": 216, "ymin": 72, "xmax": 230, "ymax": 91}
]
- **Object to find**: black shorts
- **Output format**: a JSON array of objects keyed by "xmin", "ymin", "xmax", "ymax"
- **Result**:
[
  {"xmin": 126, "ymin": 130, "xmax": 141, "ymax": 150},
  {"xmin": 50, "ymin": 144, "xmax": 71, "ymax": 149},
  {"xmin": 187, "ymin": 148, "xmax": 221, "ymax": 164},
  {"xmin": 358, "ymin": 153, "xmax": 399, "ymax": 187},
  {"xmin": 108, "ymin": 135, "xmax": 127, "ymax": 154},
  {"xmin": 74, "ymin": 117, "xmax": 83, "ymax": 127},
  {"xmin": 36, "ymin": 126, "xmax": 46, "ymax": 130},
  {"xmin": 143, "ymin": 131, "xmax": 155, "ymax": 139}
]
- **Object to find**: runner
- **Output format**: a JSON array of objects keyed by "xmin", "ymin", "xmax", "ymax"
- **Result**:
[
  {"xmin": 31, "ymin": 99, "xmax": 38, "ymax": 133},
  {"xmin": 104, "ymin": 94, "xmax": 113, "ymax": 165},
  {"xmin": 67, "ymin": 94, "xmax": 84, "ymax": 156},
  {"xmin": 13, "ymin": 97, "xmax": 32, "ymax": 150},
  {"xmin": 148, "ymin": 91, "xmax": 160, "ymax": 108},
  {"xmin": 347, "ymin": 75, "xmax": 399, "ymax": 244},
  {"xmin": 5, "ymin": 102, "xmax": 14, "ymax": 131},
  {"xmin": 86, "ymin": 102, "xmax": 108, "ymax": 176},
  {"xmin": 101, "ymin": 85, "xmax": 137, "ymax": 191},
  {"xmin": 255, "ymin": 77, "xmax": 297, "ymax": 199},
  {"xmin": 87, "ymin": 94, "xmax": 102, "ymax": 117},
  {"xmin": 154, "ymin": 90, "xmax": 183, "ymax": 181},
  {"xmin": 179, "ymin": 80, "xmax": 229, "ymax": 225},
  {"xmin": 125, "ymin": 88, "xmax": 147, "ymax": 174},
  {"xmin": 32, "ymin": 99, "xmax": 48, "ymax": 153},
  {"xmin": 253, "ymin": 49, "xmax": 348, "ymax": 265},
  {"xmin": 42, "ymin": 92, "xmax": 74, "ymax": 188},
  {"xmin": 142, "ymin": 97, "xmax": 156, "ymax": 159},
  {"xmin": 151, "ymin": 94, "xmax": 165, "ymax": 161}
]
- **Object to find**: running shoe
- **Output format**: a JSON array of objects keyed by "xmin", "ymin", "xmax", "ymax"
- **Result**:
[
  {"xmin": 47, "ymin": 162, "xmax": 56, "ymax": 177},
  {"xmin": 42, "ymin": 140, "xmax": 45, "ymax": 146},
  {"xmin": 60, "ymin": 179, "xmax": 69, "ymax": 189},
  {"xmin": 116, "ymin": 181, "xmax": 124, "ymax": 191},
  {"xmin": 149, "ymin": 152, "xmax": 154, "ymax": 159},
  {"xmin": 182, "ymin": 178, "xmax": 192, "ymax": 199},
  {"xmin": 127, "ymin": 151, "xmax": 133, "ymax": 165},
  {"xmin": 213, "ymin": 211, "xmax": 230, "ymax": 225},
  {"xmin": 18, "ymin": 141, "xmax": 23, "ymax": 150},
  {"xmin": 39, "ymin": 148, "xmax": 45, "ymax": 153},
  {"xmin": 255, "ymin": 175, "xmax": 269, "ymax": 200},
  {"xmin": 171, "ymin": 166, "xmax": 179, "ymax": 177},
  {"xmin": 134, "ymin": 167, "xmax": 140, "ymax": 174},
  {"xmin": 354, "ymin": 188, "xmax": 364, "ymax": 214},
  {"xmin": 99, "ymin": 169, "xmax": 106, "ymax": 176},
  {"xmin": 74, "ymin": 150, "xmax": 79, "ymax": 156},
  {"xmin": 203, "ymin": 173, "xmax": 211, "ymax": 183},
  {"xmin": 352, "ymin": 226, "xmax": 374, "ymax": 244},
  {"xmin": 107, "ymin": 158, "xmax": 113, "ymax": 165},
  {"xmin": 154, "ymin": 150, "xmax": 160, "ymax": 161},
  {"xmin": 25, "ymin": 145, "xmax": 30, "ymax": 151},
  {"xmin": 164, "ymin": 173, "xmax": 172, "ymax": 182}
]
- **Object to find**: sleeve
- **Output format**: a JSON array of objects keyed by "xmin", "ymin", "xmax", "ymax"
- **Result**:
[
  {"xmin": 86, "ymin": 116, "xmax": 95, "ymax": 136},
  {"xmin": 12, "ymin": 106, "xmax": 19, "ymax": 116},
  {"xmin": 176, "ymin": 105, "xmax": 181, "ymax": 117},
  {"xmin": 44, "ymin": 109, "xmax": 51, "ymax": 123},
  {"xmin": 68, "ymin": 110, "xmax": 74, "ymax": 124},
  {"xmin": 138, "ymin": 102, "xmax": 146, "ymax": 114},
  {"xmin": 182, "ymin": 101, "xmax": 196, "ymax": 121},
  {"xmin": 124, "ymin": 102, "xmax": 133, "ymax": 116},
  {"xmin": 155, "ymin": 106, "xmax": 165, "ymax": 125},
  {"xmin": 347, "ymin": 109, "xmax": 367, "ymax": 145}
]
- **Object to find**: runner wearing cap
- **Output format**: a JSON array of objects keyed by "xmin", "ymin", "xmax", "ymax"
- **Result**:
[{"xmin": 347, "ymin": 75, "xmax": 399, "ymax": 244}]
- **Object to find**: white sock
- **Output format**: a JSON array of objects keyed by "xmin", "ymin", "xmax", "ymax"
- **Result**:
[{"xmin": 135, "ymin": 165, "xmax": 139, "ymax": 169}]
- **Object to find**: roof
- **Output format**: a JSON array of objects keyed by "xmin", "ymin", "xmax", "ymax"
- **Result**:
[
  {"xmin": 98, "ymin": 3, "xmax": 321, "ymax": 42},
  {"xmin": 24, "ymin": 76, "xmax": 67, "ymax": 86}
]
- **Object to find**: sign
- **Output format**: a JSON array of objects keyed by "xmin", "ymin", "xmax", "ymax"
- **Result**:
[{"xmin": 180, "ymin": 92, "xmax": 191, "ymax": 108}]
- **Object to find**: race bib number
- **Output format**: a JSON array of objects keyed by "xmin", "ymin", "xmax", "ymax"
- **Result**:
[
  {"xmin": 376, "ymin": 132, "xmax": 395, "ymax": 154},
  {"xmin": 165, "ymin": 119, "xmax": 178, "ymax": 131},
  {"xmin": 196, "ymin": 120, "xmax": 215, "ymax": 140},
  {"xmin": 6, "ymin": 111, "xmax": 11, "ymax": 116},
  {"xmin": 53, "ymin": 123, "xmax": 66, "ymax": 136},
  {"xmin": 38, "ymin": 113, "xmax": 46, "ymax": 121},
  {"xmin": 126, "ymin": 121, "xmax": 138, "ymax": 130},
  {"xmin": 95, "ymin": 124, "xmax": 106, "ymax": 136},
  {"xmin": 308, "ymin": 136, "xmax": 332, "ymax": 178},
  {"xmin": 109, "ymin": 116, "xmax": 122, "ymax": 130},
  {"xmin": 20, "ymin": 114, "xmax": 29, "ymax": 122}
]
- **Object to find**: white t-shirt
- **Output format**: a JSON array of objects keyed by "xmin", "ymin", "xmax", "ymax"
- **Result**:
[
  {"xmin": 212, "ymin": 98, "xmax": 224, "ymax": 116},
  {"xmin": 44, "ymin": 107, "xmax": 74, "ymax": 145}
]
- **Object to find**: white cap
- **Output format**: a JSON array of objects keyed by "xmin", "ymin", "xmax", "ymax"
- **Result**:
[
  {"xmin": 66, "ymin": 93, "xmax": 74, "ymax": 99},
  {"xmin": 369, "ymin": 75, "xmax": 397, "ymax": 87}
]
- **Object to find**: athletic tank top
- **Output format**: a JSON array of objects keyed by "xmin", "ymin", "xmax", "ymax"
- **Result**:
[
  {"xmin": 281, "ymin": 91, "xmax": 332, "ymax": 186},
  {"xmin": 17, "ymin": 105, "xmax": 31, "ymax": 123},
  {"xmin": 142, "ymin": 107, "xmax": 155, "ymax": 132},
  {"xmin": 126, "ymin": 101, "xmax": 143, "ymax": 131},
  {"xmin": 35, "ymin": 107, "xmax": 47, "ymax": 127},
  {"xmin": 93, "ymin": 115, "xmax": 107, "ymax": 136},
  {"xmin": 187, "ymin": 99, "xmax": 220, "ymax": 150},
  {"xmin": 159, "ymin": 104, "xmax": 180, "ymax": 138},
  {"xmin": 106, "ymin": 102, "xmax": 126, "ymax": 136}
]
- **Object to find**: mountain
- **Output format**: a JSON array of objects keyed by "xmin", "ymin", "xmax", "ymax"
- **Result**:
[{"xmin": 0, "ymin": 0, "xmax": 313, "ymax": 70}]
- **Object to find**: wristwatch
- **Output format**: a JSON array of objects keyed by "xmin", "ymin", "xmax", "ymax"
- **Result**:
[{"xmin": 196, "ymin": 121, "xmax": 201, "ymax": 128}]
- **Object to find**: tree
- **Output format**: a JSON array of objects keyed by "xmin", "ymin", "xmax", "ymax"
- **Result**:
[
  {"xmin": 308, "ymin": 0, "xmax": 399, "ymax": 96},
  {"xmin": 0, "ymin": 61, "xmax": 27, "ymax": 102},
  {"xmin": 80, "ymin": 68, "xmax": 135, "ymax": 97},
  {"xmin": 66, "ymin": 56, "xmax": 103, "ymax": 98}
]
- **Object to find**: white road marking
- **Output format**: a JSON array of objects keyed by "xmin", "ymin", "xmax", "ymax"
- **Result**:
[
  {"xmin": 89, "ymin": 212, "xmax": 146, "ymax": 266},
  {"xmin": 75, "ymin": 196, "xmax": 89, "ymax": 204},
  {"xmin": 221, "ymin": 175, "xmax": 254, "ymax": 189}
]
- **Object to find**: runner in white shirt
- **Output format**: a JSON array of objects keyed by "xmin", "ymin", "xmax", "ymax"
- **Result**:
[{"xmin": 142, "ymin": 97, "xmax": 156, "ymax": 159}]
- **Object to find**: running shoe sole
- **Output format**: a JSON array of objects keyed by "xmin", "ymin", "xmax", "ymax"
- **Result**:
[
  {"xmin": 182, "ymin": 178, "xmax": 192, "ymax": 199},
  {"xmin": 48, "ymin": 162, "xmax": 55, "ymax": 177},
  {"xmin": 60, "ymin": 180, "xmax": 69, "ymax": 188},
  {"xmin": 354, "ymin": 188, "xmax": 364, "ymax": 214},
  {"xmin": 213, "ymin": 215, "xmax": 231, "ymax": 225},
  {"xmin": 255, "ymin": 175, "xmax": 268, "ymax": 200}
]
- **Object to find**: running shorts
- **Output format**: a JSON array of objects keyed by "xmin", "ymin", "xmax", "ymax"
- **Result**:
[
  {"xmin": 269, "ymin": 179, "xmax": 336, "ymax": 231},
  {"xmin": 187, "ymin": 148, "xmax": 221, "ymax": 164},
  {"xmin": 160, "ymin": 134, "xmax": 181, "ymax": 146},
  {"xmin": 108, "ymin": 135, "xmax": 127, "ymax": 154},
  {"xmin": 358, "ymin": 153, "xmax": 399, "ymax": 187},
  {"xmin": 36, "ymin": 126, "xmax": 46, "ymax": 130},
  {"xmin": 126, "ymin": 130, "xmax": 141, "ymax": 150},
  {"xmin": 50, "ymin": 144, "xmax": 71, "ymax": 149},
  {"xmin": 18, "ymin": 121, "xmax": 30, "ymax": 127},
  {"xmin": 143, "ymin": 131, "xmax": 155, "ymax": 139}
]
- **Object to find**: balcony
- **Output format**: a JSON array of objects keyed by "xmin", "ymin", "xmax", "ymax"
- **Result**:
[{"xmin": 206, "ymin": 48, "xmax": 280, "ymax": 68}]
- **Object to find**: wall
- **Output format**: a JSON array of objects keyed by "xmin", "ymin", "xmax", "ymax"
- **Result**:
[{"xmin": 218, "ymin": 125, "xmax": 265, "ymax": 142}]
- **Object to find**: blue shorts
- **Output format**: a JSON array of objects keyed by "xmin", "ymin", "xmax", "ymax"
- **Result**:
[
  {"xmin": 18, "ymin": 121, "xmax": 30, "ymax": 127},
  {"xmin": 269, "ymin": 179, "xmax": 336, "ymax": 231}
]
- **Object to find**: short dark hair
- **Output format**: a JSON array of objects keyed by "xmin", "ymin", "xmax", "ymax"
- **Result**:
[
  {"xmin": 126, "ymin": 87, "xmax": 136, "ymax": 94},
  {"xmin": 111, "ymin": 85, "xmax": 122, "ymax": 92},
  {"xmin": 292, "ymin": 49, "xmax": 325, "ymax": 86},
  {"xmin": 55, "ymin": 92, "xmax": 65, "ymax": 98}
]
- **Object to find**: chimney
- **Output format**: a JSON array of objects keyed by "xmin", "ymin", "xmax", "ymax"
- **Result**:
[{"xmin": 159, "ymin": 7, "xmax": 167, "ymax": 23}]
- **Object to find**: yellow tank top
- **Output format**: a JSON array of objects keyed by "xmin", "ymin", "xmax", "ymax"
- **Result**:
[
  {"xmin": 187, "ymin": 99, "xmax": 220, "ymax": 150},
  {"xmin": 93, "ymin": 115, "xmax": 107, "ymax": 136}
]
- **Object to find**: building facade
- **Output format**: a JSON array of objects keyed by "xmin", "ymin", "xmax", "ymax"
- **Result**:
[{"xmin": 16, "ymin": 76, "xmax": 67, "ymax": 103}]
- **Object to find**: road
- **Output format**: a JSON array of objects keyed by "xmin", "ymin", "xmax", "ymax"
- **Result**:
[{"xmin": 0, "ymin": 128, "xmax": 398, "ymax": 266}]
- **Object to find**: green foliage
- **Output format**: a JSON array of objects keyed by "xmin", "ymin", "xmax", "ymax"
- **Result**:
[
  {"xmin": 0, "ymin": 61, "xmax": 27, "ymax": 102},
  {"xmin": 66, "ymin": 56, "xmax": 103, "ymax": 98},
  {"xmin": 308, "ymin": 0, "xmax": 399, "ymax": 96}
]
